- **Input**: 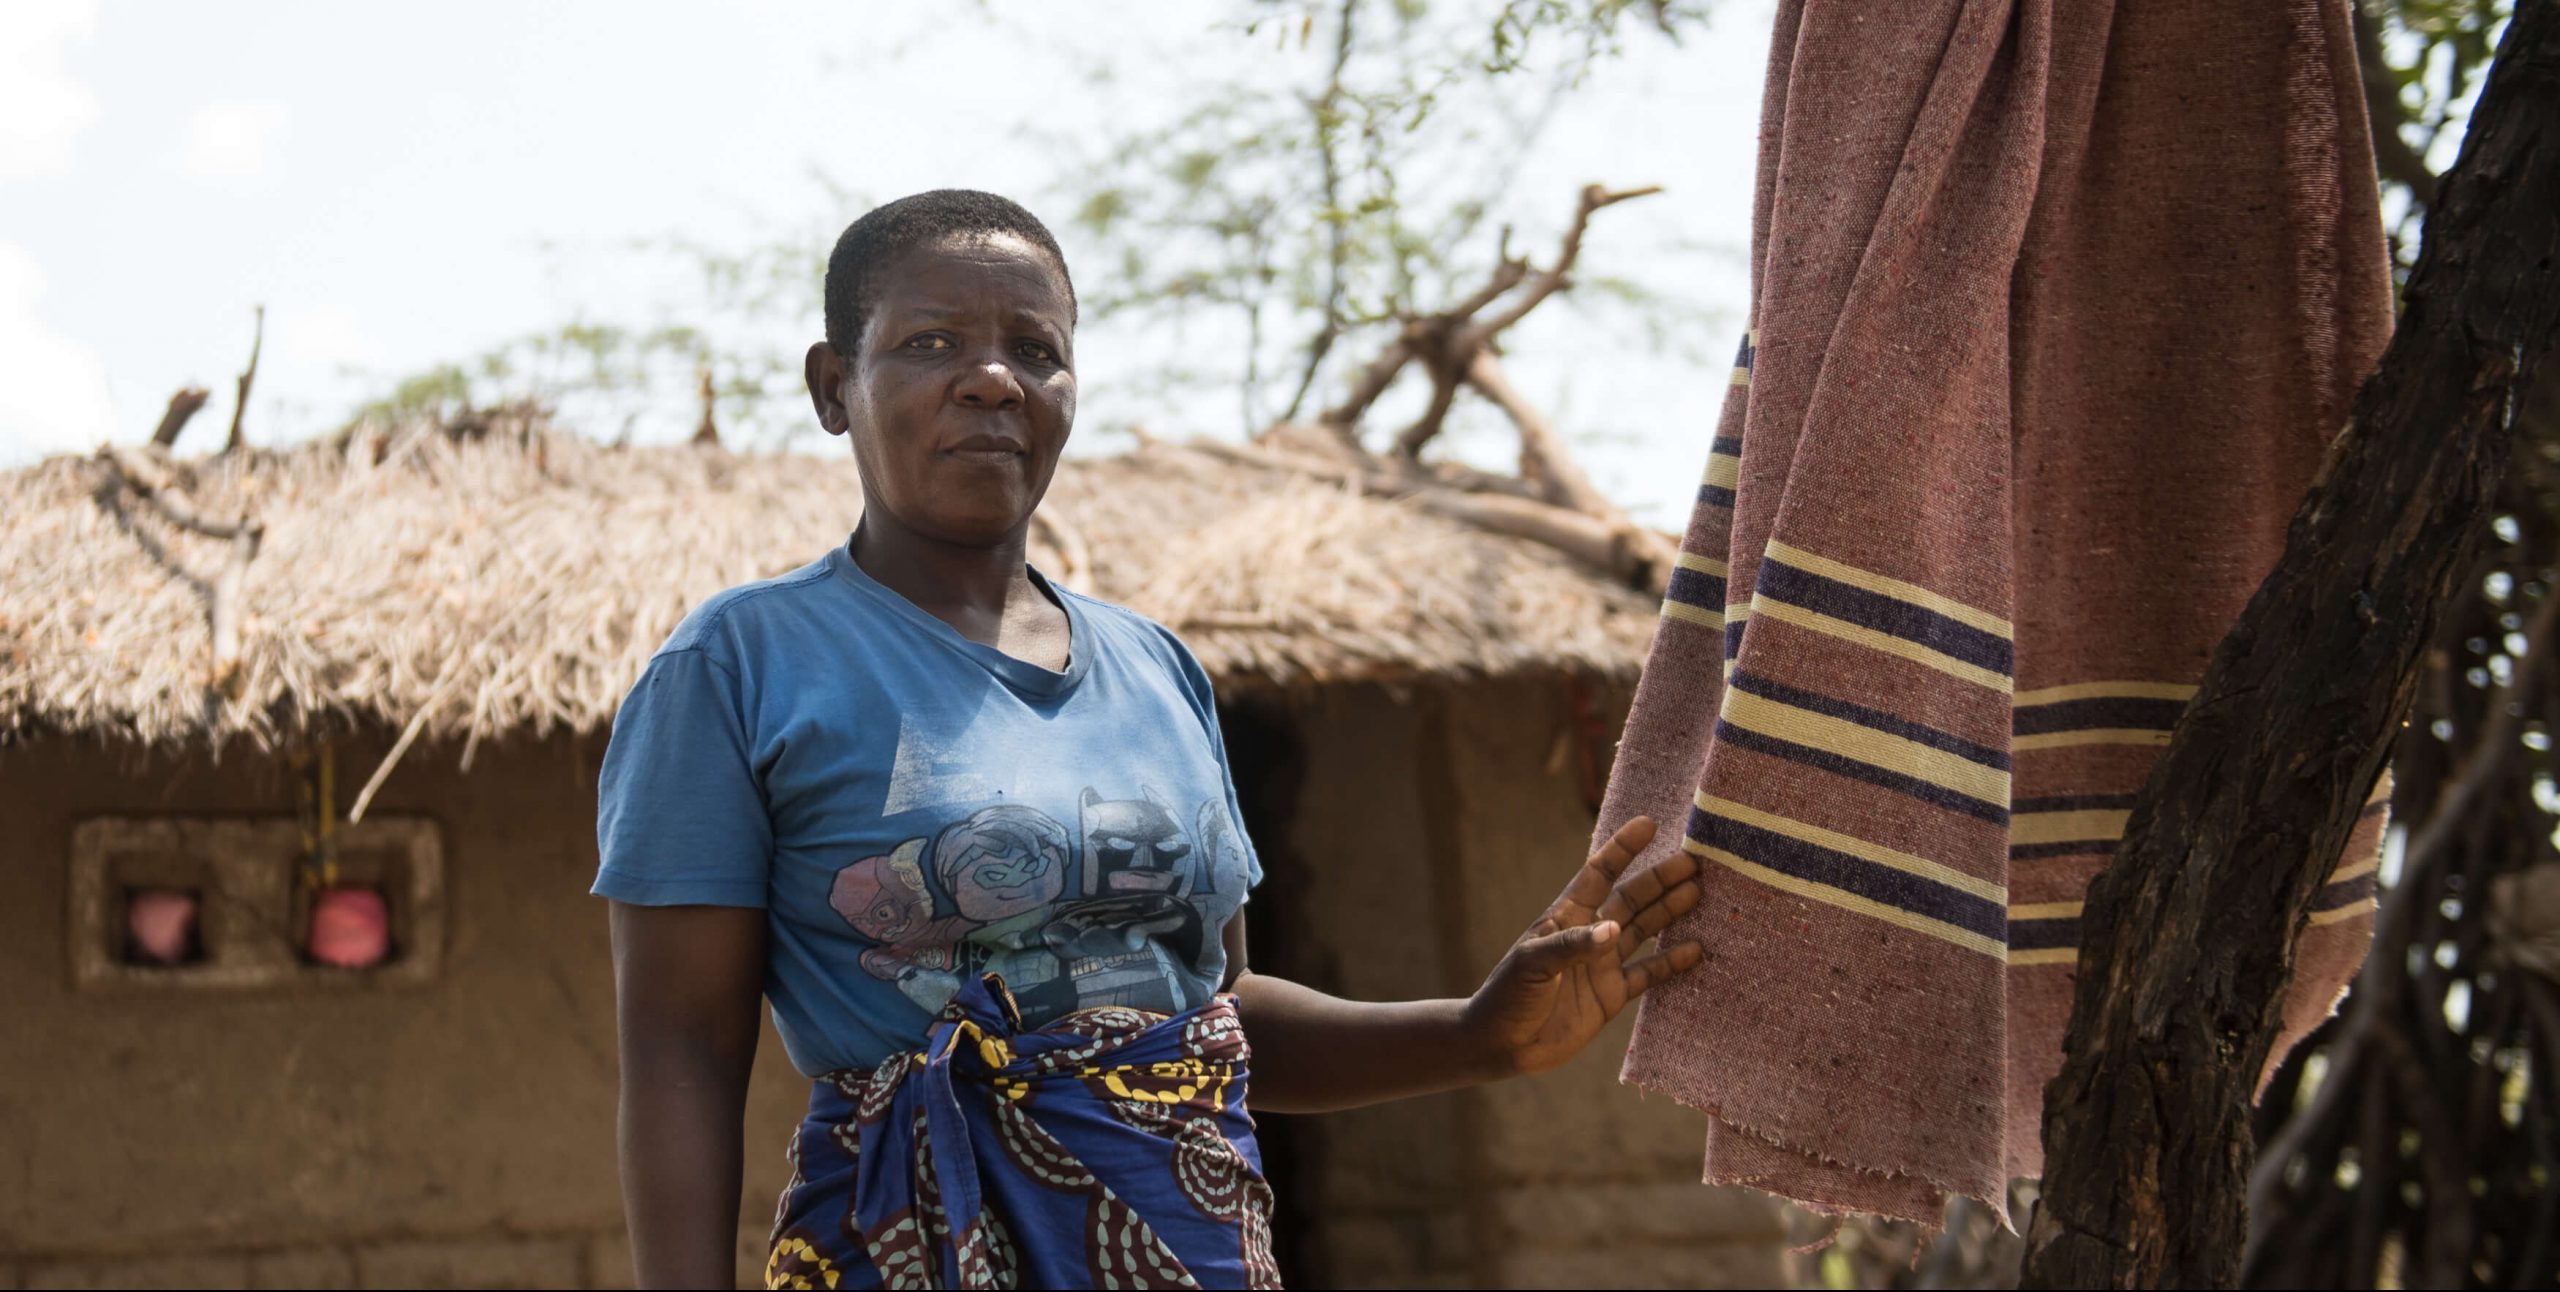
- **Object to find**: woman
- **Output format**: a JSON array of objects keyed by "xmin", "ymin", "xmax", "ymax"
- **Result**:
[{"xmin": 596, "ymin": 189, "xmax": 1704, "ymax": 1290}]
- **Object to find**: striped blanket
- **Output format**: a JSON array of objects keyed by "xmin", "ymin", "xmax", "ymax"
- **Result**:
[{"xmin": 1599, "ymin": 0, "xmax": 2395, "ymax": 1222}]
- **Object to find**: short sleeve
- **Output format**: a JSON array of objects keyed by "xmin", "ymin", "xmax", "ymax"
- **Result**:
[
  {"xmin": 1158, "ymin": 627, "xmax": 1265, "ymax": 894},
  {"xmin": 593, "ymin": 647, "xmax": 773, "ymax": 907}
]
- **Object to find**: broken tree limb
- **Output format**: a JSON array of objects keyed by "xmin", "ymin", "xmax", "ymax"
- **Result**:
[
  {"xmin": 1180, "ymin": 435, "xmax": 1672, "ymax": 594},
  {"xmin": 1465, "ymin": 350, "xmax": 1610, "ymax": 515},
  {"xmin": 96, "ymin": 446, "xmax": 261, "ymax": 541},
  {"xmin": 224, "ymin": 305, "xmax": 264, "ymax": 455},
  {"xmin": 94, "ymin": 444, "xmax": 267, "ymax": 694},
  {"xmin": 149, "ymin": 387, "xmax": 211, "ymax": 450},
  {"xmin": 1321, "ymin": 183, "xmax": 1656, "ymax": 456},
  {"xmin": 2020, "ymin": 7, "xmax": 2560, "ymax": 1288},
  {"xmin": 1317, "ymin": 334, "xmax": 1417, "ymax": 442},
  {"xmin": 693, "ymin": 365, "xmax": 721, "ymax": 447},
  {"xmin": 1455, "ymin": 183, "xmax": 1660, "ymax": 354}
]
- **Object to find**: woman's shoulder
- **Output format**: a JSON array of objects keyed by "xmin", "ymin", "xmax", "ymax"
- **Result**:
[{"xmin": 658, "ymin": 552, "xmax": 849, "ymax": 661}]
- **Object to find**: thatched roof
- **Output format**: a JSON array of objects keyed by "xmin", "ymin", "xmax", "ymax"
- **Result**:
[{"xmin": 0, "ymin": 414, "xmax": 1657, "ymax": 749}]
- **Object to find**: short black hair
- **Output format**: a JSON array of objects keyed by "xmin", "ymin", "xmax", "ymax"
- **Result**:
[{"xmin": 823, "ymin": 189, "xmax": 1078, "ymax": 358}]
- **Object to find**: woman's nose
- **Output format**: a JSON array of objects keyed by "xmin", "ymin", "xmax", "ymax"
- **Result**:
[{"xmin": 953, "ymin": 357, "xmax": 1025, "ymax": 409}]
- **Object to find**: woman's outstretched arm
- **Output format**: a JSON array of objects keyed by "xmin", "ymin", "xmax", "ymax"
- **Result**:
[
  {"xmin": 610, "ymin": 902, "xmax": 769, "ymax": 1290},
  {"xmin": 1231, "ymin": 815, "xmax": 1704, "ymax": 1114}
]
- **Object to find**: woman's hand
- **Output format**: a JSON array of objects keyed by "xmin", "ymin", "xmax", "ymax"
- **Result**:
[{"xmin": 1460, "ymin": 815, "xmax": 1706, "ymax": 1077}]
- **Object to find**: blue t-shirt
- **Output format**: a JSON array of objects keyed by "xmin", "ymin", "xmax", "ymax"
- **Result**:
[{"xmin": 592, "ymin": 542, "xmax": 1261, "ymax": 1076}]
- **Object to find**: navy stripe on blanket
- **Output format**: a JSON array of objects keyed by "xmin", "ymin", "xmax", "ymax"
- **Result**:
[
  {"xmin": 1756, "ymin": 558, "xmax": 2015, "ymax": 676},
  {"xmin": 1714, "ymin": 720, "xmax": 2010, "ymax": 824},
  {"xmin": 2012, "ymin": 696, "xmax": 2188, "ymax": 735},
  {"xmin": 1688, "ymin": 806, "xmax": 2007, "ymax": 943},
  {"xmin": 1667, "ymin": 565, "xmax": 1726, "ymax": 613},
  {"xmin": 1728, "ymin": 671, "xmax": 2009, "ymax": 771}
]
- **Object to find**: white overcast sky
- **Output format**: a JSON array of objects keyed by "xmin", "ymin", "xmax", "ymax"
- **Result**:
[{"xmin": 0, "ymin": 0, "xmax": 1773, "ymax": 527}]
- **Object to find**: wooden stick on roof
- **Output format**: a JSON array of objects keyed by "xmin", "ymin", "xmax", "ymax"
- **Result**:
[{"xmin": 223, "ymin": 305, "xmax": 264, "ymax": 455}]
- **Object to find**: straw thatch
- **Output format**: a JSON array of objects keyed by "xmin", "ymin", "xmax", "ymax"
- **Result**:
[{"xmin": 0, "ymin": 413, "xmax": 1657, "ymax": 751}]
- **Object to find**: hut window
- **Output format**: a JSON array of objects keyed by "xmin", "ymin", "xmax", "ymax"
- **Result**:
[
  {"xmin": 305, "ymin": 886, "xmax": 391, "ymax": 968},
  {"xmin": 122, "ymin": 887, "xmax": 204, "ymax": 966},
  {"xmin": 71, "ymin": 816, "xmax": 443, "ymax": 992}
]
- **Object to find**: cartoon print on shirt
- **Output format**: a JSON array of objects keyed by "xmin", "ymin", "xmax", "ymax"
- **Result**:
[
  {"xmin": 829, "ymin": 839, "xmax": 968, "ymax": 1012},
  {"xmin": 933, "ymin": 805, "xmax": 1072, "ymax": 924},
  {"xmin": 825, "ymin": 789, "xmax": 1247, "ymax": 1022},
  {"xmin": 1081, "ymin": 786, "xmax": 1196, "ymax": 898}
]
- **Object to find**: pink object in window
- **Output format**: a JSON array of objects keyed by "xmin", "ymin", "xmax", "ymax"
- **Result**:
[
  {"xmin": 126, "ymin": 888, "xmax": 200, "ymax": 964},
  {"xmin": 308, "ymin": 886, "xmax": 391, "ymax": 968}
]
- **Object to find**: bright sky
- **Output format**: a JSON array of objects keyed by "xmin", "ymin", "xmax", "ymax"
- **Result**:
[{"xmin": 0, "ymin": 0, "xmax": 1773, "ymax": 528}]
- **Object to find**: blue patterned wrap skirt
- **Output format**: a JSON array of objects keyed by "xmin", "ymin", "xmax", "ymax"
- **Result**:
[{"xmin": 765, "ymin": 974, "xmax": 1281, "ymax": 1289}]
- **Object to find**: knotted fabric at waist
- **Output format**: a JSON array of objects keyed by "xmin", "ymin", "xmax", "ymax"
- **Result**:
[{"xmin": 767, "ymin": 974, "xmax": 1278, "ymax": 1290}]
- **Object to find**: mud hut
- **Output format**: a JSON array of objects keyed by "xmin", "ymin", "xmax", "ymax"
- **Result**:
[{"xmin": 0, "ymin": 416, "xmax": 1784, "ymax": 1289}]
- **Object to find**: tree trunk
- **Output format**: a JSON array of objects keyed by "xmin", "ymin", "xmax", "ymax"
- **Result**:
[{"xmin": 2020, "ymin": 5, "xmax": 2560, "ymax": 1287}]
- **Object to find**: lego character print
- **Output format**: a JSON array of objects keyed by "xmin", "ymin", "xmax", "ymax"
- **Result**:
[{"xmin": 827, "ymin": 787, "xmax": 1245, "ymax": 1021}]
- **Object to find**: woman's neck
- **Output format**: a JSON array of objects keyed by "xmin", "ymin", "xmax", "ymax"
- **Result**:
[{"xmin": 849, "ymin": 514, "xmax": 1050, "ymax": 645}]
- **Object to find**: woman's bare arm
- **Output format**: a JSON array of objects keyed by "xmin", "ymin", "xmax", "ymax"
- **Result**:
[
  {"xmin": 1231, "ymin": 816, "xmax": 1703, "ymax": 1114},
  {"xmin": 610, "ymin": 901, "xmax": 769, "ymax": 1290}
]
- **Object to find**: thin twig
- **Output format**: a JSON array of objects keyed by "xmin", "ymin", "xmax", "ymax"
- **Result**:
[
  {"xmin": 224, "ymin": 305, "xmax": 264, "ymax": 455},
  {"xmin": 1282, "ymin": 0, "xmax": 1361, "ymax": 426},
  {"xmin": 1456, "ymin": 183, "xmax": 1661, "ymax": 351},
  {"xmin": 349, "ymin": 585, "xmax": 555, "ymax": 824}
]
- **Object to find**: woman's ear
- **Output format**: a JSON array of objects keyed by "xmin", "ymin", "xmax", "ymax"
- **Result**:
[{"xmin": 806, "ymin": 341, "xmax": 852, "ymax": 437}]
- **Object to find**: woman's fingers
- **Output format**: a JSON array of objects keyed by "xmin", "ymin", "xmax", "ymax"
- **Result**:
[
  {"xmin": 1555, "ymin": 816, "xmax": 1658, "ymax": 921},
  {"xmin": 1620, "ymin": 940, "xmax": 1706, "ymax": 999},
  {"xmin": 1594, "ymin": 846, "xmax": 1701, "ymax": 928},
  {"xmin": 1616, "ymin": 879, "xmax": 1704, "ymax": 959},
  {"xmin": 1516, "ymin": 918, "xmax": 1624, "ymax": 980}
]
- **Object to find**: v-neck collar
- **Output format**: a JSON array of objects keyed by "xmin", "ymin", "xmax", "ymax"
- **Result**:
[{"xmin": 827, "ymin": 540, "xmax": 1090, "ymax": 699}]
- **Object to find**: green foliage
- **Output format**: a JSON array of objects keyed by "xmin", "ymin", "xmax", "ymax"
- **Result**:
[
  {"xmin": 350, "ymin": 219, "xmax": 833, "ymax": 447},
  {"xmin": 2363, "ymin": 0, "xmax": 2513, "ymax": 270},
  {"xmin": 344, "ymin": 1, "xmax": 1708, "ymax": 449},
  {"xmin": 1055, "ymin": 0, "xmax": 1713, "ymax": 435}
]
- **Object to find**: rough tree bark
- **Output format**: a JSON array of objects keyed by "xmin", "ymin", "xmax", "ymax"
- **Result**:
[{"xmin": 2021, "ymin": 6, "xmax": 2560, "ymax": 1288}]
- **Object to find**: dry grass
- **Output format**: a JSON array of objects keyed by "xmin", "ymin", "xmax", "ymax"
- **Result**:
[{"xmin": 1, "ymin": 414, "xmax": 1656, "ymax": 750}]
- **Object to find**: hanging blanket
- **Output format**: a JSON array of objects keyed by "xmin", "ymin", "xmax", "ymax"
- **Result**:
[
  {"xmin": 1597, "ymin": 0, "xmax": 2395, "ymax": 1223},
  {"xmin": 766, "ymin": 975, "xmax": 1280, "ymax": 1289}
]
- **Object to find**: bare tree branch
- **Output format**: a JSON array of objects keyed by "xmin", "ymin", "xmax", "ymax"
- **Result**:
[
  {"xmin": 1465, "ymin": 350, "xmax": 1606, "ymax": 513},
  {"xmin": 93, "ymin": 445, "xmax": 267, "ymax": 694},
  {"xmin": 97, "ymin": 446, "xmax": 260, "ymax": 541},
  {"xmin": 1284, "ymin": 180, "xmax": 1675, "ymax": 593},
  {"xmin": 692, "ymin": 365, "xmax": 721, "ymax": 447},
  {"xmin": 1283, "ymin": 0, "xmax": 1363, "ymax": 426},
  {"xmin": 1457, "ymin": 183, "xmax": 1661, "ymax": 351},
  {"xmin": 1388, "ymin": 366, "xmax": 1464, "ymax": 462},
  {"xmin": 223, "ymin": 305, "xmax": 264, "ymax": 455},
  {"xmin": 149, "ymin": 387, "xmax": 211, "ymax": 450},
  {"xmin": 1315, "ymin": 331, "xmax": 1419, "ymax": 439}
]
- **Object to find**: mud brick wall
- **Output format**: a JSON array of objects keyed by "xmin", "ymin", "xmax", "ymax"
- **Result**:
[{"xmin": 2, "ymin": 682, "xmax": 1785, "ymax": 1289}]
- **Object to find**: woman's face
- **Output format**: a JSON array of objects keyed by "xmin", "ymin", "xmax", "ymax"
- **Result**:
[{"xmin": 808, "ymin": 231, "xmax": 1076, "ymax": 546}]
